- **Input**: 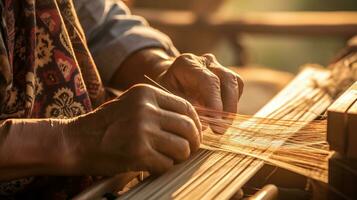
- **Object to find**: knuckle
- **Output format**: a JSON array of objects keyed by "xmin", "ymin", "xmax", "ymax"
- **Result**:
[
  {"xmin": 135, "ymin": 102, "xmax": 158, "ymax": 119},
  {"xmin": 225, "ymin": 72, "xmax": 239, "ymax": 87},
  {"xmin": 151, "ymin": 104, "xmax": 161, "ymax": 117},
  {"xmin": 175, "ymin": 53, "xmax": 196, "ymax": 65},
  {"xmin": 183, "ymin": 99, "xmax": 194, "ymax": 114},
  {"xmin": 143, "ymin": 102, "xmax": 160, "ymax": 117},
  {"xmin": 202, "ymin": 54, "xmax": 218, "ymax": 69},
  {"xmin": 130, "ymin": 84, "xmax": 147, "ymax": 92},
  {"xmin": 203, "ymin": 53, "xmax": 216, "ymax": 62},
  {"xmin": 175, "ymin": 55, "xmax": 187, "ymax": 64},
  {"xmin": 180, "ymin": 53, "xmax": 195, "ymax": 60},
  {"xmin": 181, "ymin": 116, "xmax": 196, "ymax": 133},
  {"xmin": 131, "ymin": 84, "xmax": 154, "ymax": 98}
]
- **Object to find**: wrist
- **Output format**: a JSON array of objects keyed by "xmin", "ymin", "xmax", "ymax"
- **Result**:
[
  {"xmin": 29, "ymin": 119, "xmax": 76, "ymax": 175},
  {"xmin": 136, "ymin": 48, "xmax": 175, "ymax": 81},
  {"xmin": 111, "ymin": 48, "xmax": 175, "ymax": 89},
  {"xmin": 49, "ymin": 118, "xmax": 79, "ymax": 175},
  {"xmin": 62, "ymin": 114, "xmax": 107, "ymax": 175},
  {"xmin": 59, "ymin": 116, "xmax": 90, "ymax": 175},
  {"xmin": 148, "ymin": 53, "xmax": 174, "ymax": 81},
  {"xmin": 0, "ymin": 118, "xmax": 75, "ymax": 180}
]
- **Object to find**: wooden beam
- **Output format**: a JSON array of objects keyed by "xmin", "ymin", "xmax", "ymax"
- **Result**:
[
  {"xmin": 133, "ymin": 9, "xmax": 357, "ymax": 37},
  {"xmin": 212, "ymin": 12, "xmax": 357, "ymax": 37}
]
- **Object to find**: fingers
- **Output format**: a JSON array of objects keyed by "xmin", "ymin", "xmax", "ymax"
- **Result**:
[
  {"xmin": 170, "ymin": 54, "xmax": 224, "ymax": 114},
  {"xmin": 211, "ymin": 71, "xmax": 239, "ymax": 113},
  {"xmin": 151, "ymin": 129, "xmax": 191, "ymax": 163},
  {"xmin": 198, "ymin": 69, "xmax": 224, "ymax": 113},
  {"xmin": 203, "ymin": 54, "xmax": 238, "ymax": 113},
  {"xmin": 158, "ymin": 109, "xmax": 201, "ymax": 153},
  {"xmin": 143, "ymin": 149, "xmax": 174, "ymax": 174},
  {"xmin": 203, "ymin": 54, "xmax": 244, "ymax": 113},
  {"xmin": 126, "ymin": 85, "xmax": 201, "ymax": 173},
  {"xmin": 154, "ymin": 88, "xmax": 202, "ymax": 137}
]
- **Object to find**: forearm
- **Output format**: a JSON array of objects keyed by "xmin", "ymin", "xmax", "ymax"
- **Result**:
[
  {"xmin": 0, "ymin": 119, "xmax": 73, "ymax": 181},
  {"xmin": 109, "ymin": 48, "xmax": 174, "ymax": 90}
]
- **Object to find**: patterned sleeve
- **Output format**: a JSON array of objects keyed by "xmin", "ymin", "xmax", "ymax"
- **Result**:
[{"xmin": 73, "ymin": 0, "xmax": 179, "ymax": 84}]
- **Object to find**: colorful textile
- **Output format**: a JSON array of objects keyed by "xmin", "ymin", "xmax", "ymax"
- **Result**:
[{"xmin": 0, "ymin": 0, "xmax": 106, "ymax": 198}]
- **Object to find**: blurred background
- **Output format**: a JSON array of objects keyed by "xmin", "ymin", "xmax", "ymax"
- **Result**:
[
  {"xmin": 123, "ymin": 0, "xmax": 357, "ymax": 72},
  {"xmin": 119, "ymin": 0, "xmax": 357, "ymax": 113}
]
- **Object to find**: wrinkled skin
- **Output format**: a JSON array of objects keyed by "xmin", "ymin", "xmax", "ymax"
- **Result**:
[
  {"xmin": 112, "ymin": 49, "xmax": 244, "ymax": 133},
  {"xmin": 66, "ymin": 84, "xmax": 201, "ymax": 175},
  {"xmin": 65, "ymin": 51, "xmax": 245, "ymax": 176},
  {"xmin": 0, "ymin": 52, "xmax": 244, "ymax": 181},
  {"xmin": 157, "ymin": 53, "xmax": 244, "ymax": 132}
]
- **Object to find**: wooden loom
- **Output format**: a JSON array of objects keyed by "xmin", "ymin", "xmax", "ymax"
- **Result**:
[
  {"xmin": 73, "ymin": 37, "xmax": 357, "ymax": 199},
  {"xmin": 116, "ymin": 66, "xmax": 332, "ymax": 200},
  {"xmin": 69, "ymin": 8, "xmax": 357, "ymax": 199},
  {"xmin": 74, "ymin": 63, "xmax": 356, "ymax": 200}
]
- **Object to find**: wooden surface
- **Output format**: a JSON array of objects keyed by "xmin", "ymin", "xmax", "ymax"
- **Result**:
[
  {"xmin": 326, "ymin": 81, "xmax": 357, "ymax": 200},
  {"xmin": 347, "ymin": 97, "xmax": 357, "ymax": 159},
  {"xmin": 134, "ymin": 9, "xmax": 357, "ymax": 37},
  {"xmin": 327, "ymin": 81, "xmax": 357, "ymax": 156},
  {"xmin": 231, "ymin": 67, "xmax": 294, "ymax": 115},
  {"xmin": 117, "ymin": 66, "xmax": 333, "ymax": 200}
]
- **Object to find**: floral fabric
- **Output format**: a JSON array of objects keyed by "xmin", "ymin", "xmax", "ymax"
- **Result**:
[{"xmin": 0, "ymin": 0, "xmax": 106, "ymax": 198}]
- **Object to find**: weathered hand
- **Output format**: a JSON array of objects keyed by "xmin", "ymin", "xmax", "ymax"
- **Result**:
[
  {"xmin": 110, "ymin": 48, "xmax": 243, "ymax": 133},
  {"xmin": 157, "ymin": 53, "xmax": 244, "ymax": 133},
  {"xmin": 66, "ymin": 84, "xmax": 201, "ymax": 176}
]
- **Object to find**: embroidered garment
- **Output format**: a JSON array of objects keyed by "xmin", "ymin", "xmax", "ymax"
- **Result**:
[{"xmin": 0, "ymin": 0, "xmax": 106, "ymax": 198}]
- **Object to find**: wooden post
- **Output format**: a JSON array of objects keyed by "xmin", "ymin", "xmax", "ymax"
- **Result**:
[
  {"xmin": 327, "ymin": 81, "xmax": 357, "ymax": 200},
  {"xmin": 328, "ymin": 153, "xmax": 357, "ymax": 200}
]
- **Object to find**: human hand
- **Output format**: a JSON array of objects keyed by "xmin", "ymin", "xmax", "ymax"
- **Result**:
[
  {"xmin": 157, "ymin": 53, "xmax": 244, "ymax": 133},
  {"xmin": 66, "ymin": 84, "xmax": 201, "ymax": 176}
]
